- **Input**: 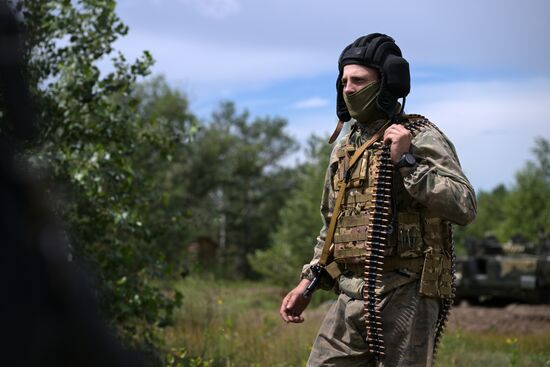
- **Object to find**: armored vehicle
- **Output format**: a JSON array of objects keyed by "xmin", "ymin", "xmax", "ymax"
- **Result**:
[{"xmin": 455, "ymin": 235, "xmax": 550, "ymax": 304}]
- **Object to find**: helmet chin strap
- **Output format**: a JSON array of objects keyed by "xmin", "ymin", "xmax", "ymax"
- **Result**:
[
  {"xmin": 391, "ymin": 97, "xmax": 406, "ymax": 122},
  {"xmin": 386, "ymin": 96, "xmax": 407, "ymax": 123},
  {"xmin": 400, "ymin": 97, "xmax": 407, "ymax": 116}
]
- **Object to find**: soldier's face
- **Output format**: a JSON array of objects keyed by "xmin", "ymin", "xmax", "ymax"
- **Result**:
[{"xmin": 341, "ymin": 65, "xmax": 380, "ymax": 95}]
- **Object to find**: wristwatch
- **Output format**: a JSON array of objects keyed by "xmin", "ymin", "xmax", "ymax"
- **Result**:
[{"xmin": 395, "ymin": 152, "xmax": 416, "ymax": 169}]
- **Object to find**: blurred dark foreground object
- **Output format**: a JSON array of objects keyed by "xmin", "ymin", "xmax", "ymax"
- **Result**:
[{"xmin": 0, "ymin": 2, "xmax": 145, "ymax": 366}]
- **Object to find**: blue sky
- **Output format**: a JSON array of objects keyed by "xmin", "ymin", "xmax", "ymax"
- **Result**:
[{"xmin": 113, "ymin": 0, "xmax": 550, "ymax": 192}]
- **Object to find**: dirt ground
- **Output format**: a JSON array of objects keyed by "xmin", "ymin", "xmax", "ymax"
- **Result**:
[{"xmin": 448, "ymin": 302, "xmax": 550, "ymax": 334}]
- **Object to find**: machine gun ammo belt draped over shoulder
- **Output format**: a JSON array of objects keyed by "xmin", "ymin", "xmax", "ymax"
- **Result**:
[
  {"xmin": 360, "ymin": 142, "xmax": 393, "ymax": 359},
  {"xmin": 403, "ymin": 116, "xmax": 457, "ymax": 359}
]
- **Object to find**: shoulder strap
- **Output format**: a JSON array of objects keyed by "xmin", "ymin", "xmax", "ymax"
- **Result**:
[{"xmin": 319, "ymin": 121, "xmax": 391, "ymax": 267}]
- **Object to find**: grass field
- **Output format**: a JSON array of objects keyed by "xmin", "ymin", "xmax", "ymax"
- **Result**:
[{"xmin": 162, "ymin": 276, "xmax": 550, "ymax": 367}]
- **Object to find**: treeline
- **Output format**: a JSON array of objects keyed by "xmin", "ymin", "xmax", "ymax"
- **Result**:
[
  {"xmin": 454, "ymin": 138, "xmax": 550, "ymax": 247},
  {"xmin": 6, "ymin": 0, "xmax": 549, "ymax": 365}
]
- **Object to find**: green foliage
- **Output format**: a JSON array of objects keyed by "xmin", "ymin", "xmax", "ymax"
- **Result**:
[
  {"xmin": 179, "ymin": 101, "xmax": 298, "ymax": 277},
  {"xmin": 436, "ymin": 332, "xmax": 550, "ymax": 367},
  {"xmin": 456, "ymin": 137, "xmax": 550, "ymax": 245},
  {"xmin": 250, "ymin": 135, "xmax": 331, "ymax": 287},
  {"xmin": 14, "ymin": 0, "xmax": 194, "ymax": 358},
  {"xmin": 499, "ymin": 138, "xmax": 550, "ymax": 242},
  {"xmin": 132, "ymin": 75, "xmax": 198, "ymax": 263},
  {"xmin": 165, "ymin": 348, "xmax": 214, "ymax": 367},
  {"xmin": 454, "ymin": 184, "xmax": 510, "ymax": 245}
]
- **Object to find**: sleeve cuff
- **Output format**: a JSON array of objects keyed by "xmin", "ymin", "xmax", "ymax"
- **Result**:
[
  {"xmin": 301, "ymin": 265, "xmax": 315, "ymax": 281},
  {"xmin": 398, "ymin": 164, "xmax": 416, "ymax": 178}
]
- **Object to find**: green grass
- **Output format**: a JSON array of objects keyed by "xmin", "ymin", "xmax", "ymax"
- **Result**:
[
  {"xmin": 437, "ymin": 332, "xmax": 550, "ymax": 367},
  {"xmin": 162, "ymin": 277, "xmax": 550, "ymax": 367}
]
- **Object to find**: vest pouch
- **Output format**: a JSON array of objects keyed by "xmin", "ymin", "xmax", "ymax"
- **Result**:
[
  {"xmin": 419, "ymin": 248, "xmax": 453, "ymax": 298},
  {"xmin": 333, "ymin": 172, "xmax": 341, "ymax": 193},
  {"xmin": 334, "ymin": 147, "xmax": 348, "ymax": 190},
  {"xmin": 419, "ymin": 216, "xmax": 453, "ymax": 298},
  {"xmin": 396, "ymin": 212, "xmax": 423, "ymax": 258},
  {"xmin": 348, "ymin": 152, "xmax": 368, "ymax": 188},
  {"xmin": 334, "ymin": 146, "xmax": 368, "ymax": 190}
]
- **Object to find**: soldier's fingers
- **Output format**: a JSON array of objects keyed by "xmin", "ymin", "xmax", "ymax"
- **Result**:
[
  {"xmin": 291, "ymin": 316, "xmax": 305, "ymax": 323},
  {"xmin": 387, "ymin": 131, "xmax": 410, "ymax": 145},
  {"xmin": 279, "ymin": 295, "xmax": 291, "ymax": 322},
  {"xmin": 386, "ymin": 124, "xmax": 405, "ymax": 136},
  {"xmin": 393, "ymin": 124, "xmax": 407, "ymax": 133},
  {"xmin": 285, "ymin": 293, "xmax": 297, "ymax": 310},
  {"xmin": 387, "ymin": 125, "xmax": 404, "ymax": 133},
  {"xmin": 387, "ymin": 123, "xmax": 400, "ymax": 130},
  {"xmin": 288, "ymin": 314, "xmax": 304, "ymax": 323},
  {"xmin": 383, "ymin": 131, "xmax": 393, "ymax": 144},
  {"xmin": 383, "ymin": 131, "xmax": 398, "ymax": 145},
  {"xmin": 279, "ymin": 308, "xmax": 288, "ymax": 323}
]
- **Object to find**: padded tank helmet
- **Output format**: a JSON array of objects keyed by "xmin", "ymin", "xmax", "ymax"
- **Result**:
[{"xmin": 336, "ymin": 33, "xmax": 410, "ymax": 122}]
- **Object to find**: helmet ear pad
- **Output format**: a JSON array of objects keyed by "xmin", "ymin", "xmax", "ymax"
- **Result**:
[
  {"xmin": 336, "ymin": 73, "xmax": 351, "ymax": 122},
  {"xmin": 378, "ymin": 54, "xmax": 410, "ymax": 115}
]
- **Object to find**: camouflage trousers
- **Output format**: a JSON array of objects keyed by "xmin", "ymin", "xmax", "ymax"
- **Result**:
[{"xmin": 307, "ymin": 279, "xmax": 440, "ymax": 367}]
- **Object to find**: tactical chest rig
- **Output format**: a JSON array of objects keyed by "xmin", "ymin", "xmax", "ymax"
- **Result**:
[{"xmin": 313, "ymin": 115, "xmax": 456, "ymax": 360}]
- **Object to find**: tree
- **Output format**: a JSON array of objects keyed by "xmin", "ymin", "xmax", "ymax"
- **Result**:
[
  {"xmin": 455, "ymin": 137, "xmax": 550, "ymax": 246},
  {"xmin": 11, "ymin": 0, "xmax": 194, "ymax": 359},
  {"xmin": 250, "ymin": 135, "xmax": 331, "ymax": 286},
  {"xmin": 132, "ymin": 75, "xmax": 198, "ymax": 262},
  {"xmin": 453, "ymin": 184, "xmax": 509, "ymax": 247},
  {"xmin": 181, "ymin": 101, "xmax": 298, "ymax": 276},
  {"xmin": 499, "ymin": 137, "xmax": 550, "ymax": 242}
]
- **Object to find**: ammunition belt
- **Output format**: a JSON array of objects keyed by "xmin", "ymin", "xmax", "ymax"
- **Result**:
[
  {"xmin": 404, "ymin": 116, "xmax": 457, "ymax": 361},
  {"xmin": 362, "ymin": 144, "xmax": 393, "ymax": 360},
  {"xmin": 433, "ymin": 224, "xmax": 456, "ymax": 359}
]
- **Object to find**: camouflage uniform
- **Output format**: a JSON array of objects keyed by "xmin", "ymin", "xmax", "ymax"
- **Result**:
[{"xmin": 302, "ymin": 117, "xmax": 477, "ymax": 367}]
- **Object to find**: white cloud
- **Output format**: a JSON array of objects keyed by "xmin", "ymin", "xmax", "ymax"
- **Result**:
[
  {"xmin": 411, "ymin": 78, "xmax": 549, "ymax": 138},
  {"xmin": 115, "ymin": 31, "xmax": 331, "ymax": 87},
  {"xmin": 118, "ymin": 0, "xmax": 550, "ymax": 74},
  {"xmin": 179, "ymin": 0, "xmax": 240, "ymax": 19},
  {"xmin": 407, "ymin": 78, "xmax": 550, "ymax": 190},
  {"xmin": 292, "ymin": 97, "xmax": 329, "ymax": 110}
]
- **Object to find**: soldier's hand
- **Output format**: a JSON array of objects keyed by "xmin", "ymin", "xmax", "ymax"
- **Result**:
[
  {"xmin": 279, "ymin": 279, "xmax": 312, "ymax": 323},
  {"xmin": 383, "ymin": 124, "xmax": 412, "ymax": 164}
]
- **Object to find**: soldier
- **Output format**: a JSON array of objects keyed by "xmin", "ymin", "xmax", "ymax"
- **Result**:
[{"xmin": 279, "ymin": 33, "xmax": 477, "ymax": 366}]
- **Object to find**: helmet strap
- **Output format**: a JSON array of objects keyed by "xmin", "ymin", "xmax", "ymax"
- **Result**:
[
  {"xmin": 389, "ymin": 97, "xmax": 406, "ymax": 123},
  {"xmin": 328, "ymin": 119, "xmax": 345, "ymax": 144}
]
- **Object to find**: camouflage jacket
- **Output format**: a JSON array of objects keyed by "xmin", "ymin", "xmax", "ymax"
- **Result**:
[{"xmin": 301, "ymin": 116, "xmax": 477, "ymax": 286}]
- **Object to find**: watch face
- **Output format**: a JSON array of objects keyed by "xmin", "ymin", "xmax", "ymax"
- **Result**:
[
  {"xmin": 397, "ymin": 153, "xmax": 416, "ymax": 168},
  {"xmin": 405, "ymin": 153, "xmax": 416, "ymax": 166}
]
